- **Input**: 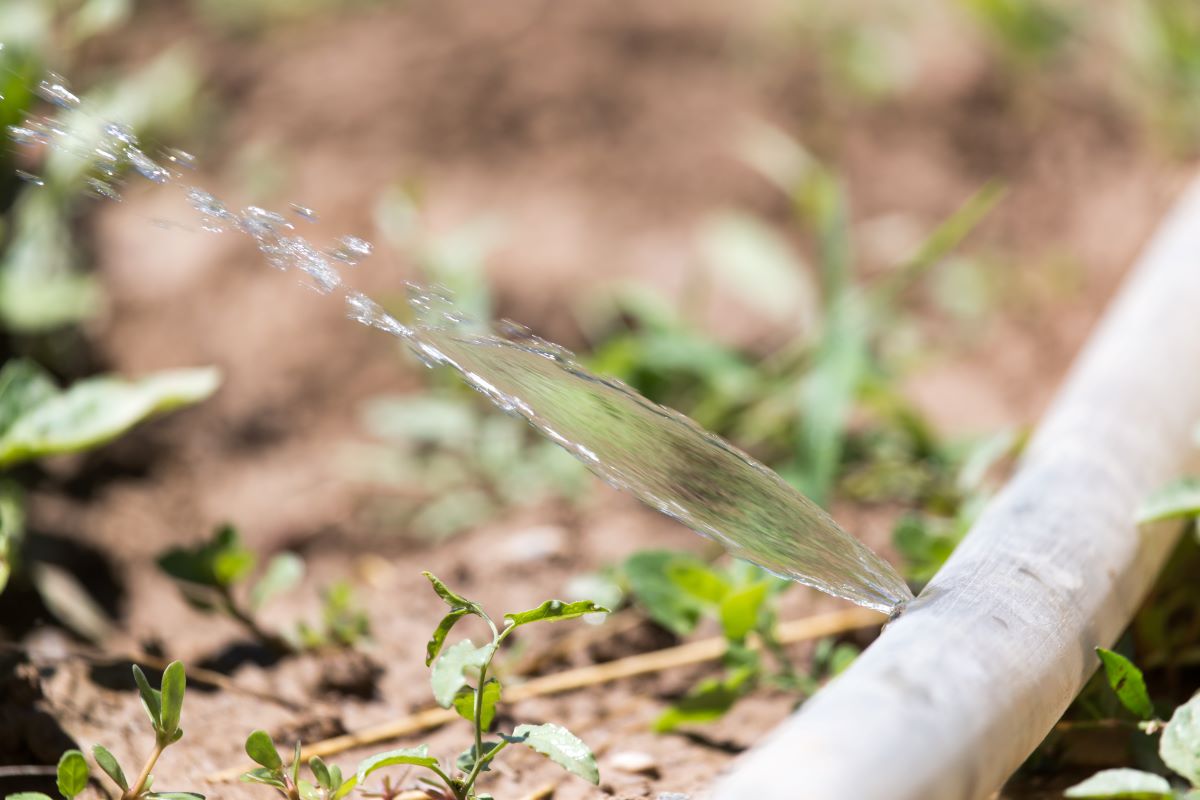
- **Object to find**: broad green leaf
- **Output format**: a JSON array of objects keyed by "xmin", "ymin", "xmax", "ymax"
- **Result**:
[
  {"xmin": 239, "ymin": 768, "xmax": 285, "ymax": 790},
  {"xmin": 622, "ymin": 551, "xmax": 706, "ymax": 635},
  {"xmin": 718, "ymin": 581, "xmax": 770, "ymax": 641},
  {"xmin": 1096, "ymin": 649, "xmax": 1154, "ymax": 720},
  {"xmin": 0, "ymin": 359, "xmax": 56, "ymax": 436},
  {"xmin": 1063, "ymin": 768, "xmax": 1172, "ymax": 799},
  {"xmin": 509, "ymin": 723, "xmax": 598, "ymax": 785},
  {"xmin": 1138, "ymin": 478, "xmax": 1200, "ymax": 524},
  {"xmin": 452, "ymin": 679, "xmax": 500, "ymax": 729},
  {"xmin": 504, "ymin": 599, "xmax": 609, "ymax": 628},
  {"xmin": 426, "ymin": 608, "xmax": 469, "ymax": 667},
  {"xmin": 157, "ymin": 524, "xmax": 255, "ymax": 589},
  {"xmin": 250, "ymin": 553, "xmax": 305, "ymax": 610},
  {"xmin": 0, "ymin": 366, "xmax": 220, "ymax": 468},
  {"xmin": 132, "ymin": 664, "xmax": 162, "ymax": 728},
  {"xmin": 431, "ymin": 640, "xmax": 494, "ymax": 708},
  {"xmin": 158, "ymin": 661, "xmax": 185, "ymax": 742},
  {"xmin": 92, "ymin": 745, "xmax": 128, "ymax": 790},
  {"xmin": 245, "ymin": 730, "xmax": 282, "ymax": 771},
  {"xmin": 297, "ymin": 781, "xmax": 320, "ymax": 800},
  {"xmin": 666, "ymin": 561, "xmax": 730, "ymax": 605},
  {"xmin": 1160, "ymin": 694, "xmax": 1200, "ymax": 786},
  {"xmin": 354, "ymin": 746, "xmax": 439, "ymax": 785},
  {"xmin": 0, "ymin": 479, "xmax": 25, "ymax": 593},
  {"xmin": 653, "ymin": 672, "xmax": 752, "ymax": 732},
  {"xmin": 455, "ymin": 741, "xmax": 501, "ymax": 774},
  {"xmin": 309, "ymin": 757, "xmax": 331, "ymax": 791},
  {"xmin": 56, "ymin": 749, "xmax": 89, "ymax": 799}
]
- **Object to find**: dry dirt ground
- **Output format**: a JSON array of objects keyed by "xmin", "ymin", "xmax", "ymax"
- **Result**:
[{"xmin": 1, "ymin": 0, "xmax": 1191, "ymax": 798}]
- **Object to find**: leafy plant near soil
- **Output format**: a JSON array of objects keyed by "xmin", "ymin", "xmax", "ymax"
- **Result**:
[
  {"xmin": 4, "ymin": 661, "xmax": 202, "ymax": 800},
  {"xmin": 575, "ymin": 550, "xmax": 857, "ymax": 732},
  {"xmin": 242, "ymin": 572, "xmax": 607, "ymax": 800},
  {"xmin": 0, "ymin": 358, "xmax": 219, "ymax": 608},
  {"xmin": 157, "ymin": 524, "xmax": 369, "ymax": 654},
  {"xmin": 1064, "ymin": 650, "xmax": 1200, "ymax": 799}
]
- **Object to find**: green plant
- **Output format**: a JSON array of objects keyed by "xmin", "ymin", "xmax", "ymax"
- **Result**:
[
  {"xmin": 580, "ymin": 550, "xmax": 857, "ymax": 732},
  {"xmin": 242, "ymin": 572, "xmax": 607, "ymax": 800},
  {"xmin": 1119, "ymin": 0, "xmax": 1200, "ymax": 154},
  {"xmin": 157, "ymin": 524, "xmax": 369, "ymax": 654},
  {"xmin": 4, "ymin": 661, "xmax": 202, "ymax": 800},
  {"xmin": 958, "ymin": 0, "xmax": 1074, "ymax": 67},
  {"xmin": 0, "ymin": 359, "xmax": 219, "ymax": 604},
  {"xmin": 1064, "ymin": 650, "xmax": 1200, "ymax": 799}
]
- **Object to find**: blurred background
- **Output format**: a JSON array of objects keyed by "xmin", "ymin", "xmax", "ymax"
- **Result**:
[{"xmin": 1, "ymin": 0, "xmax": 1198, "ymax": 798}]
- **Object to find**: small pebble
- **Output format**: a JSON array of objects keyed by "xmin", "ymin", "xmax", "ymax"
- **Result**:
[
  {"xmin": 657, "ymin": 793, "xmax": 690, "ymax": 800},
  {"xmin": 610, "ymin": 751, "xmax": 659, "ymax": 777}
]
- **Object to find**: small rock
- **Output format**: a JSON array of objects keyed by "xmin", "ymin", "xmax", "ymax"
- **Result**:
[
  {"xmin": 610, "ymin": 750, "xmax": 659, "ymax": 777},
  {"xmin": 657, "ymin": 793, "xmax": 690, "ymax": 800}
]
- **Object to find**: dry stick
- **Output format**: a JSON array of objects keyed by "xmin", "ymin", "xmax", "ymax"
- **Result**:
[{"xmin": 206, "ymin": 606, "xmax": 882, "ymax": 782}]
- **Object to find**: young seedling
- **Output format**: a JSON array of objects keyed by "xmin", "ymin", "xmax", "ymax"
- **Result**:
[
  {"xmin": 157, "ymin": 525, "xmax": 368, "ymax": 654},
  {"xmin": 1064, "ymin": 650, "xmax": 1200, "ymax": 799},
  {"xmin": 596, "ymin": 550, "xmax": 857, "ymax": 732},
  {"xmin": 4, "ymin": 661, "xmax": 202, "ymax": 800},
  {"xmin": 242, "ymin": 573, "xmax": 607, "ymax": 800}
]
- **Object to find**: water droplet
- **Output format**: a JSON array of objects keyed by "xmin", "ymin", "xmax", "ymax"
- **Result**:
[
  {"xmin": 103, "ymin": 122, "xmax": 136, "ymax": 145},
  {"xmin": 126, "ymin": 147, "xmax": 170, "ymax": 184},
  {"xmin": 164, "ymin": 148, "xmax": 197, "ymax": 169},
  {"xmin": 289, "ymin": 203, "xmax": 319, "ymax": 222},
  {"xmin": 86, "ymin": 176, "xmax": 121, "ymax": 201},
  {"xmin": 8, "ymin": 123, "xmax": 48, "ymax": 146},
  {"xmin": 15, "ymin": 170, "xmax": 44, "ymax": 186},
  {"xmin": 36, "ymin": 74, "xmax": 80, "ymax": 109},
  {"xmin": 330, "ymin": 234, "xmax": 373, "ymax": 265}
]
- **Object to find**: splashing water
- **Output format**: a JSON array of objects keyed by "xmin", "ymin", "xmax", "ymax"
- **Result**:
[{"xmin": 4, "ymin": 62, "xmax": 913, "ymax": 614}]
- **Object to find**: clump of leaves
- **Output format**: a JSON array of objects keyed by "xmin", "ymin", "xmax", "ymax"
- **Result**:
[
  {"xmin": 157, "ymin": 524, "xmax": 368, "ymax": 654},
  {"xmin": 5, "ymin": 661, "xmax": 202, "ymax": 800},
  {"xmin": 958, "ymin": 0, "xmax": 1074, "ymax": 67},
  {"xmin": 582, "ymin": 550, "xmax": 857, "ymax": 732},
  {"xmin": 1064, "ymin": 649, "xmax": 1200, "ymax": 799},
  {"xmin": 240, "ymin": 573, "xmax": 609, "ymax": 800}
]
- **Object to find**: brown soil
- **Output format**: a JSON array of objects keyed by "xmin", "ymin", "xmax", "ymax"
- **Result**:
[{"xmin": 2, "ymin": 1, "xmax": 1191, "ymax": 799}]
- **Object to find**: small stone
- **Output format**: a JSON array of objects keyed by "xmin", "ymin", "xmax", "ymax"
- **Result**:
[
  {"xmin": 610, "ymin": 751, "xmax": 659, "ymax": 777},
  {"xmin": 657, "ymin": 793, "xmax": 690, "ymax": 800}
]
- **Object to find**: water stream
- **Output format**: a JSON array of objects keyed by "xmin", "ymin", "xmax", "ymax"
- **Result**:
[{"xmin": 3, "ymin": 65, "xmax": 914, "ymax": 614}]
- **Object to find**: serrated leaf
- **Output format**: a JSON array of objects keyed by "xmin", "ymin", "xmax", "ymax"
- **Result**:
[
  {"xmin": 509, "ymin": 723, "xmax": 598, "ymax": 785},
  {"xmin": 431, "ymin": 640, "xmax": 494, "ymax": 708},
  {"xmin": 1160, "ymin": 694, "xmax": 1200, "ymax": 785},
  {"xmin": 1063, "ymin": 768, "xmax": 1172, "ymax": 798},
  {"xmin": 718, "ymin": 581, "xmax": 770, "ymax": 641},
  {"xmin": 250, "ymin": 553, "xmax": 305, "ymax": 610},
  {"xmin": 426, "ymin": 608, "xmax": 469, "ymax": 666},
  {"xmin": 666, "ymin": 561, "xmax": 730, "ymax": 605},
  {"xmin": 1138, "ymin": 478, "xmax": 1200, "ymax": 524},
  {"xmin": 1096, "ymin": 649, "xmax": 1154, "ymax": 720},
  {"xmin": 158, "ymin": 661, "xmax": 185, "ymax": 742},
  {"xmin": 0, "ymin": 366, "xmax": 220, "ymax": 468},
  {"xmin": 92, "ymin": 745, "xmax": 128, "ymax": 790},
  {"xmin": 354, "ymin": 746, "xmax": 439, "ymax": 785},
  {"xmin": 132, "ymin": 664, "xmax": 162, "ymax": 728},
  {"xmin": 504, "ymin": 599, "xmax": 609, "ymax": 628},
  {"xmin": 245, "ymin": 730, "xmax": 282, "ymax": 771},
  {"xmin": 56, "ymin": 749, "xmax": 88, "ymax": 799},
  {"xmin": 452, "ymin": 679, "xmax": 501, "ymax": 729}
]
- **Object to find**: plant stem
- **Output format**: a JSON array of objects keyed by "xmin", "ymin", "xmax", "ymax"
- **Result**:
[
  {"xmin": 462, "ymin": 740, "xmax": 509, "ymax": 796},
  {"xmin": 125, "ymin": 743, "xmax": 164, "ymax": 800},
  {"xmin": 219, "ymin": 586, "xmax": 293, "ymax": 654}
]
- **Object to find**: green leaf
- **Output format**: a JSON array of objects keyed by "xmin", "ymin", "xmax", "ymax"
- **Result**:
[
  {"xmin": 158, "ymin": 661, "xmax": 186, "ymax": 742},
  {"xmin": 452, "ymin": 679, "xmax": 501, "ymax": 729},
  {"xmin": 245, "ymin": 730, "xmax": 283, "ymax": 771},
  {"xmin": 653, "ymin": 672, "xmax": 752, "ymax": 732},
  {"xmin": 1063, "ymin": 768, "xmax": 1172, "ymax": 799},
  {"xmin": 239, "ymin": 768, "xmax": 285, "ymax": 790},
  {"xmin": 0, "ymin": 360, "xmax": 56, "ymax": 437},
  {"xmin": 509, "ymin": 723, "xmax": 598, "ymax": 785},
  {"xmin": 431, "ymin": 640, "xmax": 494, "ymax": 708},
  {"xmin": 92, "ymin": 745, "xmax": 128, "ymax": 791},
  {"xmin": 0, "ymin": 479, "xmax": 25, "ymax": 593},
  {"xmin": 56, "ymin": 749, "xmax": 89, "ymax": 799},
  {"xmin": 455, "ymin": 742, "xmax": 501, "ymax": 774},
  {"xmin": 666, "ymin": 561, "xmax": 730, "ymax": 605},
  {"xmin": 1096, "ymin": 649, "xmax": 1154, "ymax": 720},
  {"xmin": 1160, "ymin": 694, "xmax": 1200, "ymax": 786},
  {"xmin": 504, "ymin": 599, "xmax": 609, "ymax": 628},
  {"xmin": 426, "ymin": 609, "xmax": 469, "ymax": 667},
  {"xmin": 0, "ymin": 366, "xmax": 220, "ymax": 468},
  {"xmin": 309, "ymin": 756, "xmax": 331, "ymax": 791},
  {"xmin": 250, "ymin": 553, "xmax": 305, "ymax": 610},
  {"xmin": 1138, "ymin": 478, "xmax": 1200, "ymax": 524},
  {"xmin": 354, "ymin": 746, "xmax": 439, "ymax": 785},
  {"xmin": 622, "ymin": 551, "xmax": 705, "ymax": 635},
  {"xmin": 157, "ymin": 525, "xmax": 255, "ymax": 589},
  {"xmin": 132, "ymin": 664, "xmax": 162, "ymax": 728},
  {"xmin": 718, "ymin": 581, "xmax": 770, "ymax": 641},
  {"xmin": 422, "ymin": 572, "xmax": 482, "ymax": 615}
]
